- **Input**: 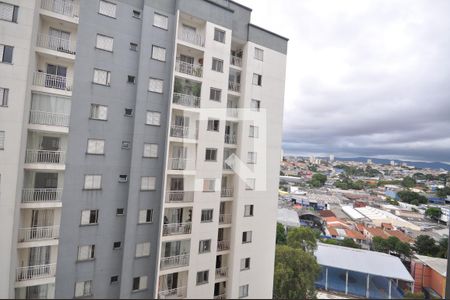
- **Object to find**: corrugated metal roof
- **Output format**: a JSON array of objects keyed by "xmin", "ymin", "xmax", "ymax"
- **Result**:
[
  {"xmin": 315, "ymin": 243, "xmax": 414, "ymax": 282},
  {"xmin": 415, "ymin": 255, "xmax": 447, "ymax": 277}
]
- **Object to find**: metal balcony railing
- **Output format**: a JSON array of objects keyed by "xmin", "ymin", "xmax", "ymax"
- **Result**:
[
  {"xmin": 41, "ymin": 0, "xmax": 79, "ymax": 18},
  {"xmin": 170, "ymin": 125, "xmax": 196, "ymax": 139},
  {"xmin": 175, "ymin": 60, "xmax": 203, "ymax": 78},
  {"xmin": 160, "ymin": 254, "xmax": 190, "ymax": 270},
  {"xmin": 217, "ymin": 240, "xmax": 230, "ymax": 252},
  {"xmin": 166, "ymin": 191, "xmax": 194, "ymax": 203},
  {"xmin": 227, "ymin": 108, "xmax": 238, "ymax": 118},
  {"xmin": 228, "ymin": 81, "xmax": 240, "ymax": 92},
  {"xmin": 36, "ymin": 34, "xmax": 76, "ymax": 55},
  {"xmin": 219, "ymin": 214, "xmax": 232, "ymax": 225},
  {"xmin": 29, "ymin": 110, "xmax": 70, "ymax": 127},
  {"xmin": 25, "ymin": 149, "xmax": 66, "ymax": 164},
  {"xmin": 22, "ymin": 188, "xmax": 63, "ymax": 203},
  {"xmin": 220, "ymin": 188, "xmax": 233, "ymax": 198},
  {"xmin": 224, "ymin": 134, "xmax": 237, "ymax": 145},
  {"xmin": 214, "ymin": 294, "xmax": 227, "ymax": 300},
  {"xmin": 33, "ymin": 71, "xmax": 72, "ymax": 91},
  {"xmin": 162, "ymin": 222, "xmax": 192, "ymax": 236},
  {"xmin": 16, "ymin": 263, "xmax": 56, "ymax": 281},
  {"xmin": 172, "ymin": 93, "xmax": 200, "ymax": 108},
  {"xmin": 178, "ymin": 29, "xmax": 204, "ymax": 47},
  {"xmin": 18, "ymin": 226, "xmax": 60, "ymax": 242},
  {"xmin": 230, "ymin": 55, "xmax": 242, "ymax": 67},
  {"xmin": 215, "ymin": 267, "xmax": 228, "ymax": 279},
  {"xmin": 169, "ymin": 158, "xmax": 190, "ymax": 171},
  {"xmin": 158, "ymin": 286, "xmax": 187, "ymax": 299}
]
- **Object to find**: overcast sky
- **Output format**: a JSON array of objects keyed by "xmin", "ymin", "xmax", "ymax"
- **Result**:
[{"xmin": 238, "ymin": 0, "xmax": 450, "ymax": 163}]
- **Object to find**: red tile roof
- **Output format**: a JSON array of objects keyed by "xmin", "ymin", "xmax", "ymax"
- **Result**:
[
  {"xmin": 319, "ymin": 210, "xmax": 336, "ymax": 218},
  {"xmin": 386, "ymin": 230, "xmax": 414, "ymax": 243},
  {"xmin": 365, "ymin": 227, "xmax": 390, "ymax": 239}
]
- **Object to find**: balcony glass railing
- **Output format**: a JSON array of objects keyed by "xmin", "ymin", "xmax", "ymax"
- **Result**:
[
  {"xmin": 172, "ymin": 93, "xmax": 200, "ymax": 108},
  {"xmin": 230, "ymin": 55, "xmax": 242, "ymax": 67},
  {"xmin": 178, "ymin": 29, "xmax": 204, "ymax": 47},
  {"xmin": 215, "ymin": 267, "xmax": 228, "ymax": 279},
  {"xmin": 219, "ymin": 214, "xmax": 232, "ymax": 225},
  {"xmin": 175, "ymin": 60, "xmax": 203, "ymax": 78},
  {"xmin": 217, "ymin": 240, "xmax": 230, "ymax": 252},
  {"xmin": 166, "ymin": 191, "xmax": 194, "ymax": 203},
  {"xmin": 158, "ymin": 286, "xmax": 188, "ymax": 299},
  {"xmin": 228, "ymin": 81, "xmax": 240, "ymax": 93},
  {"xmin": 224, "ymin": 134, "xmax": 237, "ymax": 145}
]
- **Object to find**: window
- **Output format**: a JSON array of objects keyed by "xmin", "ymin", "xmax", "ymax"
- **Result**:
[
  {"xmin": 87, "ymin": 139, "xmax": 105, "ymax": 155},
  {"xmin": 151, "ymin": 45, "xmax": 166, "ymax": 61},
  {"xmin": 252, "ymin": 73, "xmax": 262, "ymax": 86},
  {"xmin": 132, "ymin": 10, "xmax": 141, "ymax": 18},
  {"xmin": 212, "ymin": 58, "xmax": 224, "ymax": 72},
  {"xmin": 196, "ymin": 270, "xmax": 209, "ymax": 285},
  {"xmin": 0, "ymin": 2, "xmax": 18, "ymax": 22},
  {"xmin": 130, "ymin": 42, "xmax": 138, "ymax": 51},
  {"xmin": 84, "ymin": 175, "xmax": 102, "ymax": 190},
  {"xmin": 201, "ymin": 209, "xmax": 213, "ymax": 223},
  {"xmin": 116, "ymin": 208, "xmax": 125, "ymax": 216},
  {"xmin": 90, "ymin": 104, "xmax": 108, "ymax": 120},
  {"xmin": 247, "ymin": 152, "xmax": 257, "ymax": 164},
  {"xmin": 0, "ymin": 131, "xmax": 5, "ymax": 150},
  {"xmin": 110, "ymin": 276, "xmax": 119, "ymax": 284},
  {"xmin": 153, "ymin": 12, "xmax": 168, "ymax": 29},
  {"xmin": 118, "ymin": 174, "xmax": 128, "ymax": 183},
  {"xmin": 141, "ymin": 176, "xmax": 156, "ymax": 191},
  {"xmin": 127, "ymin": 75, "xmax": 135, "ymax": 84},
  {"xmin": 245, "ymin": 178, "xmax": 255, "ymax": 190},
  {"xmin": 249, "ymin": 125, "xmax": 259, "ymax": 138},
  {"xmin": 0, "ymin": 44, "xmax": 13, "ymax": 63},
  {"xmin": 148, "ymin": 78, "xmax": 163, "ymax": 93},
  {"xmin": 75, "ymin": 280, "xmax": 92, "ymax": 298},
  {"xmin": 244, "ymin": 205, "xmax": 254, "ymax": 217},
  {"xmin": 203, "ymin": 179, "xmax": 215, "ymax": 192},
  {"xmin": 132, "ymin": 276, "xmax": 148, "ymax": 291},
  {"xmin": 124, "ymin": 108, "xmax": 133, "ymax": 117},
  {"xmin": 0, "ymin": 87, "xmax": 8, "ymax": 107},
  {"xmin": 207, "ymin": 119, "xmax": 220, "ymax": 132},
  {"xmin": 81, "ymin": 209, "xmax": 99, "ymax": 225},
  {"xmin": 98, "ymin": 0, "xmax": 116, "ymax": 18},
  {"xmin": 93, "ymin": 69, "xmax": 111, "ymax": 86},
  {"xmin": 214, "ymin": 28, "xmax": 225, "ymax": 43},
  {"xmin": 138, "ymin": 209, "xmax": 153, "ymax": 224},
  {"xmin": 255, "ymin": 47, "xmax": 264, "ymax": 61},
  {"xmin": 121, "ymin": 141, "xmax": 131, "ymax": 149},
  {"xmin": 205, "ymin": 148, "xmax": 217, "ymax": 161},
  {"xmin": 209, "ymin": 88, "xmax": 221, "ymax": 102},
  {"xmin": 77, "ymin": 245, "xmax": 95, "ymax": 261},
  {"xmin": 146, "ymin": 111, "xmax": 160, "ymax": 126},
  {"xmin": 113, "ymin": 241, "xmax": 121, "ymax": 249},
  {"xmin": 143, "ymin": 143, "xmax": 158, "ymax": 158},
  {"xmin": 96, "ymin": 34, "xmax": 113, "ymax": 52},
  {"xmin": 135, "ymin": 242, "xmax": 150, "ymax": 257},
  {"xmin": 199, "ymin": 239, "xmax": 211, "ymax": 253},
  {"xmin": 250, "ymin": 99, "xmax": 260, "ymax": 112},
  {"xmin": 242, "ymin": 231, "xmax": 252, "ymax": 243},
  {"xmin": 240, "ymin": 257, "xmax": 251, "ymax": 270},
  {"xmin": 239, "ymin": 284, "xmax": 249, "ymax": 298}
]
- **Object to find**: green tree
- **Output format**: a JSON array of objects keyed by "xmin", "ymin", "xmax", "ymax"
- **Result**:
[
  {"xmin": 397, "ymin": 191, "xmax": 428, "ymax": 204},
  {"xmin": 402, "ymin": 176, "xmax": 416, "ymax": 188},
  {"xmin": 273, "ymin": 245, "xmax": 320, "ymax": 299},
  {"xmin": 425, "ymin": 207, "xmax": 442, "ymax": 220},
  {"xmin": 372, "ymin": 236, "xmax": 411, "ymax": 258},
  {"xmin": 309, "ymin": 173, "xmax": 327, "ymax": 188},
  {"xmin": 414, "ymin": 235, "xmax": 439, "ymax": 256},
  {"xmin": 403, "ymin": 292, "xmax": 425, "ymax": 299},
  {"xmin": 287, "ymin": 227, "xmax": 318, "ymax": 253},
  {"xmin": 436, "ymin": 187, "xmax": 450, "ymax": 199},
  {"xmin": 437, "ymin": 238, "xmax": 448, "ymax": 258},
  {"xmin": 340, "ymin": 238, "xmax": 361, "ymax": 249},
  {"xmin": 276, "ymin": 223, "xmax": 287, "ymax": 245}
]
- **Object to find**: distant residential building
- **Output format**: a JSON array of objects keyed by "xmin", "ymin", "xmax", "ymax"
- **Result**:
[{"xmin": 411, "ymin": 255, "xmax": 447, "ymax": 299}]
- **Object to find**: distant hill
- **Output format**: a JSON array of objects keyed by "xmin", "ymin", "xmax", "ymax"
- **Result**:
[{"xmin": 332, "ymin": 157, "xmax": 450, "ymax": 171}]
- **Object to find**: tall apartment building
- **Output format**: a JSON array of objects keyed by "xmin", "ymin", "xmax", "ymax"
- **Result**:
[{"xmin": 0, "ymin": 0, "xmax": 287, "ymax": 298}]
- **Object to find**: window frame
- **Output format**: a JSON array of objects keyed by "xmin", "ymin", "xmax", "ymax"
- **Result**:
[
  {"xmin": 98, "ymin": 0, "xmax": 117, "ymax": 18},
  {"xmin": 250, "ymin": 99, "xmax": 261, "ymax": 112},
  {"xmin": 138, "ymin": 209, "xmax": 154, "ymax": 224},
  {"xmin": 148, "ymin": 78, "xmax": 164, "ymax": 93},
  {"xmin": 239, "ymin": 284, "xmax": 249, "ymax": 298},
  {"xmin": 0, "ymin": 87, "xmax": 8, "ymax": 107},
  {"xmin": 203, "ymin": 179, "xmax": 216, "ymax": 192},
  {"xmin": 0, "ymin": 131, "xmax": 4, "ymax": 150},
  {"xmin": 89, "ymin": 104, "xmax": 108, "ymax": 121},
  {"xmin": 200, "ymin": 209, "xmax": 213, "ymax": 223},
  {"xmin": 77, "ymin": 244, "xmax": 96, "ymax": 261},
  {"xmin": 86, "ymin": 138, "xmax": 105, "ymax": 155},
  {"xmin": 207, "ymin": 119, "xmax": 220, "ymax": 132},
  {"xmin": 244, "ymin": 204, "xmax": 254, "ymax": 217},
  {"xmin": 205, "ymin": 148, "xmax": 218, "ymax": 161},
  {"xmin": 135, "ymin": 242, "xmax": 151, "ymax": 258},
  {"xmin": 242, "ymin": 231, "xmax": 253, "ymax": 244},
  {"xmin": 80, "ymin": 209, "xmax": 99, "ymax": 225},
  {"xmin": 146, "ymin": 111, "xmax": 161, "ymax": 126},
  {"xmin": 153, "ymin": 12, "xmax": 168, "ymax": 30},
  {"xmin": 143, "ymin": 143, "xmax": 158, "ymax": 158},
  {"xmin": 84, "ymin": 175, "xmax": 102, "ymax": 190},
  {"xmin": 209, "ymin": 88, "xmax": 221, "ymax": 102},
  {"xmin": 93, "ymin": 68, "xmax": 111, "ymax": 86},
  {"xmin": 212, "ymin": 57, "xmax": 224, "ymax": 72},
  {"xmin": 141, "ymin": 176, "xmax": 156, "ymax": 191},
  {"xmin": 75, "ymin": 280, "xmax": 93, "ymax": 298},
  {"xmin": 0, "ymin": 2, "xmax": 18, "ymax": 23},
  {"xmin": 95, "ymin": 34, "xmax": 114, "ymax": 52},
  {"xmin": 214, "ymin": 28, "xmax": 225, "ymax": 43},
  {"xmin": 196, "ymin": 270, "xmax": 209, "ymax": 285},
  {"xmin": 254, "ymin": 47, "xmax": 264, "ymax": 61},
  {"xmin": 198, "ymin": 239, "xmax": 211, "ymax": 254},
  {"xmin": 0, "ymin": 44, "xmax": 13, "ymax": 64},
  {"xmin": 252, "ymin": 73, "xmax": 262, "ymax": 86},
  {"xmin": 151, "ymin": 45, "xmax": 166, "ymax": 62},
  {"xmin": 240, "ymin": 257, "xmax": 251, "ymax": 271}
]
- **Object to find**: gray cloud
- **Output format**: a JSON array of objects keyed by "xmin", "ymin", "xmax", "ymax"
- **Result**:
[{"xmin": 239, "ymin": 0, "xmax": 450, "ymax": 162}]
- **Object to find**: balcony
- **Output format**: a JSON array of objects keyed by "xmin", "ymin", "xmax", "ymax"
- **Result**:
[
  {"xmin": 214, "ymin": 294, "xmax": 227, "ymax": 300},
  {"xmin": 170, "ymin": 125, "xmax": 196, "ymax": 140},
  {"xmin": 33, "ymin": 71, "xmax": 72, "ymax": 92},
  {"xmin": 169, "ymin": 158, "xmax": 191, "ymax": 171},
  {"xmin": 228, "ymin": 81, "xmax": 240, "ymax": 93},
  {"xmin": 173, "ymin": 93, "xmax": 200, "ymax": 108},
  {"xmin": 158, "ymin": 286, "xmax": 187, "ymax": 299},
  {"xmin": 18, "ymin": 226, "xmax": 60, "ymax": 243},
  {"xmin": 178, "ymin": 28, "xmax": 204, "ymax": 47},
  {"xmin": 224, "ymin": 134, "xmax": 237, "ymax": 145},
  {"xmin": 25, "ymin": 150, "xmax": 66, "ymax": 165},
  {"xmin": 29, "ymin": 110, "xmax": 70, "ymax": 128},
  {"xmin": 230, "ymin": 55, "xmax": 242, "ymax": 67},
  {"xmin": 227, "ymin": 108, "xmax": 238, "ymax": 118},
  {"xmin": 16, "ymin": 263, "xmax": 56, "ymax": 282},
  {"xmin": 215, "ymin": 267, "xmax": 228, "ymax": 279},
  {"xmin": 36, "ymin": 34, "xmax": 76, "ymax": 56},
  {"xmin": 22, "ymin": 188, "xmax": 63, "ymax": 203},
  {"xmin": 175, "ymin": 60, "xmax": 203, "ymax": 78},
  {"xmin": 219, "ymin": 214, "xmax": 232, "ymax": 225},
  {"xmin": 166, "ymin": 191, "xmax": 194, "ymax": 203},
  {"xmin": 217, "ymin": 240, "xmax": 230, "ymax": 252},
  {"xmin": 41, "ymin": 0, "xmax": 79, "ymax": 19},
  {"xmin": 160, "ymin": 254, "xmax": 190, "ymax": 270},
  {"xmin": 220, "ymin": 188, "xmax": 233, "ymax": 198},
  {"xmin": 163, "ymin": 223, "xmax": 192, "ymax": 237}
]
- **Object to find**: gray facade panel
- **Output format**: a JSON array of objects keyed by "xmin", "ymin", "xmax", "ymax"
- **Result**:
[{"xmin": 248, "ymin": 24, "xmax": 289, "ymax": 54}]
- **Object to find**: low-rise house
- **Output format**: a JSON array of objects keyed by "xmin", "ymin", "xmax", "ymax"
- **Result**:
[{"xmin": 411, "ymin": 254, "xmax": 447, "ymax": 298}]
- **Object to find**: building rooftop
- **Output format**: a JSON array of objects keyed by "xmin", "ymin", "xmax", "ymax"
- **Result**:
[
  {"xmin": 277, "ymin": 208, "xmax": 300, "ymax": 227},
  {"xmin": 315, "ymin": 243, "xmax": 414, "ymax": 282},
  {"xmin": 415, "ymin": 254, "xmax": 447, "ymax": 277}
]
